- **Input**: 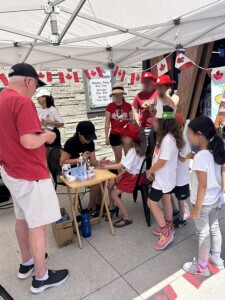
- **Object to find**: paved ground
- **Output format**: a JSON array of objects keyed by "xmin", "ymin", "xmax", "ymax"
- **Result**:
[{"xmin": 1, "ymin": 186, "xmax": 225, "ymax": 300}]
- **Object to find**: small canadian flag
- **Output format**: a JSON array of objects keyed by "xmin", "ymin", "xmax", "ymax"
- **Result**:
[
  {"xmin": 38, "ymin": 71, "xmax": 53, "ymax": 82},
  {"xmin": 206, "ymin": 67, "xmax": 225, "ymax": 84},
  {"xmin": 0, "ymin": 73, "xmax": 9, "ymax": 86},
  {"xmin": 151, "ymin": 56, "xmax": 172, "ymax": 77},
  {"xmin": 175, "ymin": 51, "xmax": 194, "ymax": 71},
  {"xmin": 84, "ymin": 67, "xmax": 103, "ymax": 80},
  {"xmin": 113, "ymin": 66, "xmax": 126, "ymax": 82},
  {"xmin": 58, "ymin": 71, "xmax": 79, "ymax": 83},
  {"xmin": 130, "ymin": 72, "xmax": 142, "ymax": 85}
]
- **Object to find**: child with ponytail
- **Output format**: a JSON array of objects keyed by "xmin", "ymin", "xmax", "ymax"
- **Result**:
[{"xmin": 183, "ymin": 116, "xmax": 225, "ymax": 276}]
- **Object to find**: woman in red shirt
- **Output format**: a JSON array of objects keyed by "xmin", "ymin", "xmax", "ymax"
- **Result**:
[{"xmin": 105, "ymin": 82, "xmax": 132, "ymax": 162}]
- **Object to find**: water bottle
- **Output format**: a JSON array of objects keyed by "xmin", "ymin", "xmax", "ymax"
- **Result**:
[
  {"xmin": 192, "ymin": 257, "xmax": 197, "ymax": 270},
  {"xmin": 78, "ymin": 153, "xmax": 87, "ymax": 180},
  {"xmin": 81, "ymin": 213, "xmax": 91, "ymax": 238}
]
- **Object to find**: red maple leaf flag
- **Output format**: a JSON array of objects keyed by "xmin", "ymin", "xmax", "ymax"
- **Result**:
[
  {"xmin": 0, "ymin": 73, "xmax": 9, "ymax": 86},
  {"xmin": 207, "ymin": 67, "xmax": 225, "ymax": 84},
  {"xmin": 175, "ymin": 51, "xmax": 194, "ymax": 71},
  {"xmin": 130, "ymin": 72, "xmax": 143, "ymax": 85},
  {"xmin": 58, "ymin": 71, "xmax": 79, "ymax": 83},
  {"xmin": 113, "ymin": 66, "xmax": 126, "ymax": 82},
  {"xmin": 151, "ymin": 56, "xmax": 172, "ymax": 77},
  {"xmin": 84, "ymin": 67, "xmax": 103, "ymax": 80},
  {"xmin": 38, "ymin": 71, "xmax": 52, "ymax": 82}
]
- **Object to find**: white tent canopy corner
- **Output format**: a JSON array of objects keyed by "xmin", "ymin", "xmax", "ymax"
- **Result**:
[{"xmin": 0, "ymin": 0, "xmax": 224, "ymax": 69}]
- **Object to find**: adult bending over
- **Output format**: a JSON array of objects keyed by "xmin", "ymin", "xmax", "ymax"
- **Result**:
[
  {"xmin": 60, "ymin": 121, "xmax": 109, "ymax": 217},
  {"xmin": 105, "ymin": 82, "xmax": 132, "ymax": 163},
  {"xmin": 0, "ymin": 63, "xmax": 69, "ymax": 294}
]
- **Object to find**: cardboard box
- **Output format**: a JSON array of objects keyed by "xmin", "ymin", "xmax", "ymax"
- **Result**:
[{"xmin": 52, "ymin": 208, "xmax": 73, "ymax": 248}]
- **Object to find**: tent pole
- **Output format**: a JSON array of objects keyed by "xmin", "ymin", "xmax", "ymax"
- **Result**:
[
  {"xmin": 22, "ymin": 14, "xmax": 50, "ymax": 62},
  {"xmin": 58, "ymin": 0, "xmax": 86, "ymax": 44}
]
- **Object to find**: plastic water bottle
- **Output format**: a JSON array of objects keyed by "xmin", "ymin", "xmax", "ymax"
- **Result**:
[
  {"xmin": 81, "ymin": 213, "xmax": 91, "ymax": 238},
  {"xmin": 192, "ymin": 257, "xmax": 197, "ymax": 270},
  {"xmin": 78, "ymin": 153, "xmax": 87, "ymax": 181}
]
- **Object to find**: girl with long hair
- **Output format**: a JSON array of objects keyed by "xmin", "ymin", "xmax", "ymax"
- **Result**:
[
  {"xmin": 183, "ymin": 116, "xmax": 225, "ymax": 276},
  {"xmin": 147, "ymin": 106, "xmax": 185, "ymax": 250}
]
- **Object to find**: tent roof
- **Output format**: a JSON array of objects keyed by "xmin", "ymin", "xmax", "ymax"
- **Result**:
[{"xmin": 0, "ymin": 0, "xmax": 225, "ymax": 68}]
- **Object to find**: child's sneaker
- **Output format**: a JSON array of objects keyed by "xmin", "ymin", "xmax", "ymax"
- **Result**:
[
  {"xmin": 154, "ymin": 231, "xmax": 174, "ymax": 251},
  {"xmin": 174, "ymin": 219, "xmax": 187, "ymax": 228},
  {"xmin": 183, "ymin": 258, "xmax": 210, "ymax": 277},
  {"xmin": 208, "ymin": 253, "xmax": 224, "ymax": 270},
  {"xmin": 152, "ymin": 224, "xmax": 175, "ymax": 236}
]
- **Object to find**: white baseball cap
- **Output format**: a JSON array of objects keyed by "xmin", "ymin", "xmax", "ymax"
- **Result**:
[{"xmin": 35, "ymin": 88, "xmax": 51, "ymax": 98}]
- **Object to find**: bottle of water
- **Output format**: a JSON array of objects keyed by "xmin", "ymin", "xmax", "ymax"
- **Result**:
[{"xmin": 78, "ymin": 153, "xmax": 87, "ymax": 181}]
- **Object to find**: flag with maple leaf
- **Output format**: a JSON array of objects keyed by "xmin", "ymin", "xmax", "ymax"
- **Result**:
[
  {"xmin": 151, "ymin": 56, "xmax": 172, "ymax": 77},
  {"xmin": 206, "ymin": 67, "xmax": 225, "ymax": 84},
  {"xmin": 58, "ymin": 71, "xmax": 79, "ymax": 83},
  {"xmin": 84, "ymin": 67, "xmax": 103, "ymax": 80},
  {"xmin": 130, "ymin": 72, "xmax": 142, "ymax": 85},
  {"xmin": 175, "ymin": 51, "xmax": 194, "ymax": 71},
  {"xmin": 113, "ymin": 66, "xmax": 126, "ymax": 82},
  {"xmin": 38, "ymin": 71, "xmax": 52, "ymax": 83},
  {"xmin": 0, "ymin": 73, "xmax": 9, "ymax": 86}
]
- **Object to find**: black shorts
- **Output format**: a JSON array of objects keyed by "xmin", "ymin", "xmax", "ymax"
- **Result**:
[
  {"xmin": 172, "ymin": 184, "xmax": 190, "ymax": 200},
  {"xmin": 149, "ymin": 187, "xmax": 172, "ymax": 202},
  {"xmin": 109, "ymin": 133, "xmax": 122, "ymax": 147}
]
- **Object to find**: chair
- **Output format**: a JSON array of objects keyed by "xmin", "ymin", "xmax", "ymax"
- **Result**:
[
  {"xmin": 133, "ymin": 152, "xmax": 153, "ymax": 227},
  {"xmin": 47, "ymin": 146, "xmax": 86, "ymax": 212}
]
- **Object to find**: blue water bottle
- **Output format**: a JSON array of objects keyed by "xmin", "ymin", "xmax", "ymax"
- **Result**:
[{"xmin": 81, "ymin": 213, "xmax": 91, "ymax": 238}]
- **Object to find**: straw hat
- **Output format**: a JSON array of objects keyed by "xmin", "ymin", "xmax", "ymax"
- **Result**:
[{"xmin": 110, "ymin": 82, "xmax": 127, "ymax": 97}]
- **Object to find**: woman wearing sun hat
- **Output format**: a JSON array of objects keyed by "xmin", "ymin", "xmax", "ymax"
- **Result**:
[{"xmin": 105, "ymin": 82, "xmax": 132, "ymax": 162}]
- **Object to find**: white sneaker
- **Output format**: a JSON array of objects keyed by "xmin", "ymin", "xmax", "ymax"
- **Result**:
[
  {"xmin": 183, "ymin": 258, "xmax": 210, "ymax": 277},
  {"xmin": 208, "ymin": 253, "xmax": 224, "ymax": 270}
]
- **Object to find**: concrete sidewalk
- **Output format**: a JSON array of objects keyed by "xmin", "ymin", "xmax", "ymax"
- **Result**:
[{"xmin": 1, "ymin": 187, "xmax": 225, "ymax": 300}]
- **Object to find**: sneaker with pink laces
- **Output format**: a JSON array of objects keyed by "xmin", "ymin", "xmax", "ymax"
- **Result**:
[
  {"xmin": 154, "ymin": 231, "xmax": 174, "ymax": 251},
  {"xmin": 152, "ymin": 224, "xmax": 175, "ymax": 236}
]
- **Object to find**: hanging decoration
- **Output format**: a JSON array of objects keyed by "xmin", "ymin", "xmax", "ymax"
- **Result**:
[
  {"xmin": 130, "ymin": 72, "xmax": 142, "ymax": 85},
  {"xmin": 58, "ymin": 71, "xmax": 79, "ymax": 83},
  {"xmin": 206, "ymin": 67, "xmax": 225, "ymax": 85},
  {"xmin": 84, "ymin": 67, "xmax": 103, "ymax": 80},
  {"xmin": 0, "ymin": 73, "xmax": 9, "ymax": 86},
  {"xmin": 113, "ymin": 66, "xmax": 126, "ymax": 82},
  {"xmin": 175, "ymin": 51, "xmax": 194, "ymax": 71},
  {"xmin": 38, "ymin": 71, "xmax": 53, "ymax": 82},
  {"xmin": 151, "ymin": 56, "xmax": 172, "ymax": 77}
]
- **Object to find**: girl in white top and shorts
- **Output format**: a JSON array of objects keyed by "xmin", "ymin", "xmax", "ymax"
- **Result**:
[
  {"xmin": 36, "ymin": 88, "xmax": 64, "ymax": 150},
  {"xmin": 183, "ymin": 116, "xmax": 225, "ymax": 276},
  {"xmin": 147, "ymin": 106, "xmax": 185, "ymax": 251}
]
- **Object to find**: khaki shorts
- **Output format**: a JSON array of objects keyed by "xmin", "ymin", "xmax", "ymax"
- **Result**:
[{"xmin": 1, "ymin": 167, "xmax": 61, "ymax": 228}]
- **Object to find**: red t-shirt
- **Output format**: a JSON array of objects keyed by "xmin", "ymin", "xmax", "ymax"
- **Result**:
[
  {"xmin": 106, "ymin": 101, "xmax": 132, "ymax": 134},
  {"xmin": 0, "ymin": 89, "xmax": 50, "ymax": 181},
  {"xmin": 132, "ymin": 90, "xmax": 158, "ymax": 128}
]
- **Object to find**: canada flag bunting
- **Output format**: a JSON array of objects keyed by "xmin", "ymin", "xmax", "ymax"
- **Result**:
[
  {"xmin": 151, "ymin": 56, "xmax": 172, "ymax": 77},
  {"xmin": 130, "ymin": 72, "xmax": 142, "ymax": 85},
  {"xmin": 38, "ymin": 71, "xmax": 53, "ymax": 82},
  {"xmin": 58, "ymin": 71, "xmax": 79, "ymax": 83},
  {"xmin": 206, "ymin": 67, "xmax": 225, "ymax": 84},
  {"xmin": 0, "ymin": 73, "xmax": 9, "ymax": 86},
  {"xmin": 175, "ymin": 51, "xmax": 194, "ymax": 71},
  {"xmin": 84, "ymin": 67, "xmax": 103, "ymax": 80},
  {"xmin": 113, "ymin": 66, "xmax": 126, "ymax": 82}
]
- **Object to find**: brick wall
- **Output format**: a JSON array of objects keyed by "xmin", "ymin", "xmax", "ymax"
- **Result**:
[{"xmin": 1, "ymin": 64, "xmax": 143, "ymax": 160}]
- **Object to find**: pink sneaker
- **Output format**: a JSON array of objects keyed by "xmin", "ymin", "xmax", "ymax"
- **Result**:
[
  {"xmin": 154, "ymin": 231, "xmax": 174, "ymax": 251},
  {"xmin": 152, "ymin": 224, "xmax": 175, "ymax": 236}
]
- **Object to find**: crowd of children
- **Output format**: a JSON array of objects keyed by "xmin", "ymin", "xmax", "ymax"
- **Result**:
[{"xmin": 100, "ymin": 73, "xmax": 225, "ymax": 277}]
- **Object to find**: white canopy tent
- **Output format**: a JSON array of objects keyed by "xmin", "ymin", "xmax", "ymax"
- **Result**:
[{"xmin": 0, "ymin": 0, "xmax": 224, "ymax": 69}]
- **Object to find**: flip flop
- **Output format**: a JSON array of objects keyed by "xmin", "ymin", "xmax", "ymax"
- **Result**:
[{"xmin": 113, "ymin": 218, "xmax": 133, "ymax": 228}]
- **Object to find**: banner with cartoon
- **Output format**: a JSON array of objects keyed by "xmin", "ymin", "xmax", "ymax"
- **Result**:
[{"xmin": 211, "ymin": 81, "xmax": 225, "ymax": 135}]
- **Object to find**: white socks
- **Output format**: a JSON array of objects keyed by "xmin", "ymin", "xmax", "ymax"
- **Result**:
[
  {"xmin": 36, "ymin": 270, "xmax": 49, "ymax": 281},
  {"xmin": 22, "ymin": 257, "xmax": 34, "ymax": 266}
]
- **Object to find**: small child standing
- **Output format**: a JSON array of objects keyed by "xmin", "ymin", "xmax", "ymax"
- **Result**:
[
  {"xmin": 147, "ymin": 106, "xmax": 185, "ymax": 250},
  {"xmin": 172, "ymin": 113, "xmax": 192, "ymax": 228},
  {"xmin": 103, "ymin": 122, "xmax": 146, "ymax": 228},
  {"xmin": 183, "ymin": 116, "xmax": 225, "ymax": 276}
]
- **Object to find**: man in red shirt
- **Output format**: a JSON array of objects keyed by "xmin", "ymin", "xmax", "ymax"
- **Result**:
[
  {"xmin": 0, "ymin": 63, "xmax": 69, "ymax": 294},
  {"xmin": 133, "ymin": 72, "xmax": 158, "ymax": 147}
]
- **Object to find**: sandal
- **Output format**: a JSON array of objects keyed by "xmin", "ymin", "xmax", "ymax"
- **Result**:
[
  {"xmin": 105, "ymin": 207, "xmax": 119, "ymax": 221},
  {"xmin": 113, "ymin": 218, "xmax": 133, "ymax": 228}
]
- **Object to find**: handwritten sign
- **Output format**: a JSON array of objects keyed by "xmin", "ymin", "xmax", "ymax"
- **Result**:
[{"xmin": 87, "ymin": 69, "xmax": 112, "ymax": 109}]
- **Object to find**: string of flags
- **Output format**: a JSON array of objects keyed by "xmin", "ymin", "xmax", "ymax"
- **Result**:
[{"xmin": 0, "ymin": 51, "xmax": 224, "ymax": 87}]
